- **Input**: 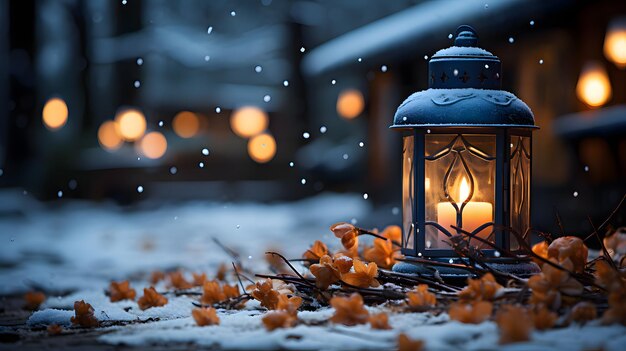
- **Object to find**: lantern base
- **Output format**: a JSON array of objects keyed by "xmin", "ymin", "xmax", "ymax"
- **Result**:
[{"xmin": 392, "ymin": 258, "xmax": 540, "ymax": 281}]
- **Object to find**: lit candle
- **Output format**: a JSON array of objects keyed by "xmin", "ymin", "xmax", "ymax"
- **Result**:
[{"xmin": 437, "ymin": 177, "xmax": 492, "ymax": 248}]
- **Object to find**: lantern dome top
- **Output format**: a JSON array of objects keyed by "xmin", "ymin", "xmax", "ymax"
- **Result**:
[{"xmin": 391, "ymin": 25, "xmax": 536, "ymax": 129}]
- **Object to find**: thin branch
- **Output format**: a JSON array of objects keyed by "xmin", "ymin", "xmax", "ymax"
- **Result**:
[{"xmin": 584, "ymin": 193, "xmax": 626, "ymax": 242}]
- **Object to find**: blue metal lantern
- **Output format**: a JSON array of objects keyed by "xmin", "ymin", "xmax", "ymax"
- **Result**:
[{"xmin": 392, "ymin": 25, "xmax": 539, "ymax": 276}]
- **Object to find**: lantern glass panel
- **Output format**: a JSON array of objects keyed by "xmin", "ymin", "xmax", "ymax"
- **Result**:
[
  {"xmin": 402, "ymin": 135, "xmax": 415, "ymax": 251},
  {"xmin": 424, "ymin": 134, "xmax": 496, "ymax": 249},
  {"xmin": 510, "ymin": 135, "xmax": 531, "ymax": 251}
]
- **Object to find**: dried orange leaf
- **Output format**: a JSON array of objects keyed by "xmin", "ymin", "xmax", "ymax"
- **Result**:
[
  {"xmin": 369, "ymin": 312, "xmax": 392, "ymax": 330},
  {"xmin": 571, "ymin": 301, "xmax": 597, "ymax": 323},
  {"xmin": 329, "ymin": 293, "xmax": 369, "ymax": 326},
  {"xmin": 496, "ymin": 305, "xmax": 531, "ymax": 344},
  {"xmin": 303, "ymin": 240, "xmax": 329, "ymax": 262},
  {"xmin": 24, "ymin": 291, "xmax": 46, "ymax": 310},
  {"xmin": 363, "ymin": 238, "xmax": 400, "ymax": 269},
  {"xmin": 532, "ymin": 241, "xmax": 549, "ymax": 265},
  {"xmin": 216, "ymin": 263, "xmax": 228, "ymax": 281},
  {"xmin": 310, "ymin": 255, "xmax": 341, "ymax": 290},
  {"xmin": 407, "ymin": 284, "xmax": 436, "ymax": 310},
  {"xmin": 458, "ymin": 273, "xmax": 502, "ymax": 301},
  {"xmin": 47, "ymin": 324, "xmax": 63, "ymax": 336},
  {"xmin": 331, "ymin": 222, "xmax": 359, "ymax": 249},
  {"xmin": 201, "ymin": 280, "xmax": 226, "ymax": 305},
  {"xmin": 342, "ymin": 259, "xmax": 379, "ymax": 288},
  {"xmin": 448, "ymin": 301, "xmax": 492, "ymax": 324},
  {"xmin": 70, "ymin": 300, "xmax": 99, "ymax": 328},
  {"xmin": 149, "ymin": 271, "xmax": 166, "ymax": 285},
  {"xmin": 397, "ymin": 333, "xmax": 424, "ymax": 351},
  {"xmin": 547, "ymin": 236, "xmax": 588, "ymax": 273},
  {"xmin": 381, "ymin": 225, "xmax": 401, "ymax": 243},
  {"xmin": 251, "ymin": 278, "xmax": 281, "ymax": 310},
  {"xmin": 169, "ymin": 271, "xmax": 193, "ymax": 290},
  {"xmin": 109, "ymin": 280, "xmax": 136, "ymax": 302},
  {"xmin": 192, "ymin": 273, "xmax": 208, "ymax": 287},
  {"xmin": 192, "ymin": 307, "xmax": 220, "ymax": 326},
  {"xmin": 530, "ymin": 305, "xmax": 558, "ymax": 330},
  {"xmin": 262, "ymin": 310, "xmax": 297, "ymax": 331},
  {"xmin": 137, "ymin": 287, "xmax": 168, "ymax": 310}
]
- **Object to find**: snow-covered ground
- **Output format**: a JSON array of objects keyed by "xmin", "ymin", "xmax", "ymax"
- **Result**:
[{"xmin": 1, "ymin": 189, "xmax": 625, "ymax": 350}]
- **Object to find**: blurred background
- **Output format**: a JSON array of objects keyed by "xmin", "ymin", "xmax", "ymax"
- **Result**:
[{"xmin": 1, "ymin": 0, "xmax": 626, "ymax": 235}]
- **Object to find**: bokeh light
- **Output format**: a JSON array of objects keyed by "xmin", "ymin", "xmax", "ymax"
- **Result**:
[
  {"xmin": 336, "ymin": 89, "xmax": 364, "ymax": 119},
  {"xmin": 247, "ymin": 133, "xmax": 276, "ymax": 163},
  {"xmin": 97, "ymin": 121, "xmax": 123, "ymax": 151},
  {"xmin": 604, "ymin": 18, "xmax": 626, "ymax": 68},
  {"xmin": 139, "ymin": 131, "xmax": 168, "ymax": 159},
  {"xmin": 230, "ymin": 106, "xmax": 269, "ymax": 138},
  {"xmin": 172, "ymin": 111, "xmax": 201, "ymax": 138},
  {"xmin": 115, "ymin": 109, "xmax": 147, "ymax": 141},
  {"xmin": 42, "ymin": 97, "xmax": 68, "ymax": 130},
  {"xmin": 576, "ymin": 62, "xmax": 612, "ymax": 108}
]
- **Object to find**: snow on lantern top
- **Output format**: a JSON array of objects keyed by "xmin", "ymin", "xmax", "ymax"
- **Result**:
[{"xmin": 392, "ymin": 25, "xmax": 536, "ymax": 129}]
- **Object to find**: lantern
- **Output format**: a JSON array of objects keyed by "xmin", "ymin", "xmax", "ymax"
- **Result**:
[{"xmin": 392, "ymin": 26, "xmax": 539, "ymax": 276}]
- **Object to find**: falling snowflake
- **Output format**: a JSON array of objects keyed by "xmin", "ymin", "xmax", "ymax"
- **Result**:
[
  {"xmin": 494, "ymin": 251, "xmax": 501, "ymax": 258},
  {"xmin": 303, "ymin": 132, "xmax": 310, "ymax": 139},
  {"xmin": 289, "ymin": 162, "xmax": 294, "ymax": 167},
  {"xmin": 137, "ymin": 186, "xmax": 144, "ymax": 193},
  {"xmin": 359, "ymin": 141, "xmax": 364, "ymax": 147},
  {"xmin": 392, "ymin": 207, "xmax": 400, "ymax": 215},
  {"xmin": 215, "ymin": 107, "xmax": 221, "ymax": 113},
  {"xmin": 350, "ymin": 218, "xmax": 357, "ymax": 225},
  {"xmin": 342, "ymin": 153, "xmax": 349, "ymax": 160},
  {"xmin": 301, "ymin": 178, "xmax": 306, "ymax": 185},
  {"xmin": 199, "ymin": 162, "xmax": 205, "ymax": 168},
  {"xmin": 230, "ymin": 11, "xmax": 236, "ymax": 16},
  {"xmin": 204, "ymin": 55, "xmax": 210, "ymax": 62},
  {"xmin": 255, "ymin": 65, "xmax": 262, "ymax": 73},
  {"xmin": 68, "ymin": 179, "xmax": 77, "ymax": 190},
  {"xmin": 573, "ymin": 191, "xmax": 579, "ymax": 197},
  {"xmin": 584, "ymin": 165, "xmax": 589, "ymax": 172},
  {"xmin": 207, "ymin": 26, "xmax": 213, "ymax": 34},
  {"xmin": 530, "ymin": 20, "xmax": 535, "ymax": 26},
  {"xmin": 136, "ymin": 58, "xmax": 143, "ymax": 66},
  {"xmin": 331, "ymin": 79, "xmax": 336, "ymax": 85},
  {"xmin": 300, "ymin": 47, "xmax": 306, "ymax": 53},
  {"xmin": 158, "ymin": 121, "xmax": 164, "ymax": 127},
  {"xmin": 508, "ymin": 37, "xmax": 515, "ymax": 44},
  {"xmin": 448, "ymin": 33, "xmax": 453, "ymax": 39},
  {"xmin": 424, "ymin": 55, "xmax": 428, "ymax": 60},
  {"xmin": 283, "ymin": 80, "xmax": 289, "ymax": 87},
  {"xmin": 357, "ymin": 57, "xmax": 362, "ymax": 62},
  {"xmin": 539, "ymin": 59, "xmax": 544, "ymax": 64},
  {"xmin": 134, "ymin": 80, "xmax": 141, "ymax": 88},
  {"xmin": 363, "ymin": 193, "xmax": 368, "ymax": 200},
  {"xmin": 484, "ymin": 3, "xmax": 489, "ymax": 9},
  {"xmin": 57, "ymin": 190, "xmax": 63, "ymax": 198},
  {"xmin": 484, "ymin": 64, "xmax": 489, "ymax": 69},
  {"xmin": 122, "ymin": 0, "xmax": 127, "ymax": 5},
  {"xmin": 263, "ymin": 95, "xmax": 271, "ymax": 102},
  {"xmin": 169, "ymin": 166, "xmax": 177, "ymax": 175},
  {"xmin": 453, "ymin": 69, "xmax": 459, "ymax": 76},
  {"xmin": 236, "ymin": 225, "xmax": 240, "ymax": 229},
  {"xmin": 320, "ymin": 126, "xmax": 327, "ymax": 133},
  {"xmin": 202, "ymin": 148, "xmax": 209, "ymax": 156},
  {"xmin": 0, "ymin": 169, "xmax": 3, "ymax": 176},
  {"xmin": 381, "ymin": 65, "xmax": 388, "ymax": 72}
]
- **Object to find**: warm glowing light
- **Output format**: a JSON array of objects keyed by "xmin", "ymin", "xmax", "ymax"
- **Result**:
[
  {"xmin": 230, "ymin": 107, "xmax": 269, "ymax": 138},
  {"xmin": 247, "ymin": 133, "xmax": 276, "ymax": 163},
  {"xmin": 139, "ymin": 131, "xmax": 167, "ymax": 159},
  {"xmin": 115, "ymin": 109, "xmax": 146, "ymax": 141},
  {"xmin": 576, "ymin": 62, "xmax": 612, "ymax": 108},
  {"xmin": 42, "ymin": 98, "xmax": 68, "ymax": 130},
  {"xmin": 336, "ymin": 89, "xmax": 364, "ymax": 119},
  {"xmin": 172, "ymin": 111, "xmax": 200, "ymax": 138},
  {"xmin": 459, "ymin": 177, "xmax": 470, "ymax": 204},
  {"xmin": 425, "ymin": 178, "xmax": 431, "ymax": 191},
  {"xmin": 604, "ymin": 18, "xmax": 626, "ymax": 68},
  {"xmin": 97, "ymin": 121, "xmax": 123, "ymax": 151}
]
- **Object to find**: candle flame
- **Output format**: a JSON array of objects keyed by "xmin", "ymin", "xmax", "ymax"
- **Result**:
[{"xmin": 459, "ymin": 177, "xmax": 470, "ymax": 204}]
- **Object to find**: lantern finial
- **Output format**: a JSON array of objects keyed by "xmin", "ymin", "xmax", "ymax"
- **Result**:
[{"xmin": 454, "ymin": 25, "xmax": 478, "ymax": 47}]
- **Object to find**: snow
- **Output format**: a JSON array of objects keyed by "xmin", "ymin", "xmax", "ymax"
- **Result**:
[{"xmin": 2, "ymin": 190, "xmax": 626, "ymax": 350}]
